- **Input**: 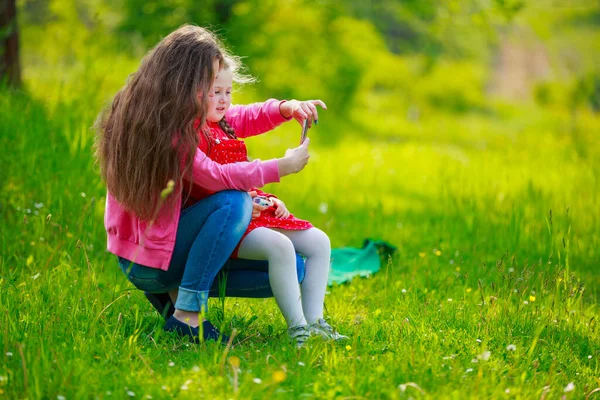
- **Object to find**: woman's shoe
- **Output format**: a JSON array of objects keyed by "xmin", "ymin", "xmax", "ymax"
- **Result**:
[
  {"xmin": 309, "ymin": 318, "xmax": 349, "ymax": 341},
  {"xmin": 163, "ymin": 316, "xmax": 229, "ymax": 344}
]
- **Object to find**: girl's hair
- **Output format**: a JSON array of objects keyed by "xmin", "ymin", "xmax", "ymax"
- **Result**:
[
  {"xmin": 95, "ymin": 25, "xmax": 228, "ymax": 221},
  {"xmin": 216, "ymin": 55, "xmax": 256, "ymax": 141}
]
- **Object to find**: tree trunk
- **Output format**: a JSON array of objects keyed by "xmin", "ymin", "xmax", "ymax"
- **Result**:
[{"xmin": 0, "ymin": 0, "xmax": 21, "ymax": 87}]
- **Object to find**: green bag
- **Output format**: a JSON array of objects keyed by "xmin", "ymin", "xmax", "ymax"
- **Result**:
[{"xmin": 328, "ymin": 239, "xmax": 397, "ymax": 286}]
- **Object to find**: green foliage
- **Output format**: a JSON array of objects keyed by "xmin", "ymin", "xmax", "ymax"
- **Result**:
[{"xmin": 2, "ymin": 0, "xmax": 600, "ymax": 398}]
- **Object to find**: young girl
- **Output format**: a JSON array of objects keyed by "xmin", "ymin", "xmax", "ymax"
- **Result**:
[
  {"xmin": 187, "ymin": 57, "xmax": 347, "ymax": 346},
  {"xmin": 95, "ymin": 25, "xmax": 312, "ymax": 344}
]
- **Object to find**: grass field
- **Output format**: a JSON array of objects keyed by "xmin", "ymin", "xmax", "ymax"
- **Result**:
[{"xmin": 1, "ymin": 43, "xmax": 600, "ymax": 399}]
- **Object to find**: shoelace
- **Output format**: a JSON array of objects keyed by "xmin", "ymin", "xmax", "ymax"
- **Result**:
[{"xmin": 288, "ymin": 325, "xmax": 310, "ymax": 347}]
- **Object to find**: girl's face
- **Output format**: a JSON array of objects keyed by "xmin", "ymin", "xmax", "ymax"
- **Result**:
[{"xmin": 206, "ymin": 68, "xmax": 233, "ymax": 123}]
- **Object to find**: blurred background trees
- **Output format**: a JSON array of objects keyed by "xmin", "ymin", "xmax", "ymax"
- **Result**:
[{"xmin": 5, "ymin": 0, "xmax": 600, "ymax": 140}]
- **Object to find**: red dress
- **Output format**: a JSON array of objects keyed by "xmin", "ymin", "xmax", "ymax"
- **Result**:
[{"xmin": 186, "ymin": 122, "xmax": 313, "ymax": 257}]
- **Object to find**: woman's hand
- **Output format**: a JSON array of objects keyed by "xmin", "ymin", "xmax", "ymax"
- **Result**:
[
  {"xmin": 280, "ymin": 100, "xmax": 327, "ymax": 128},
  {"xmin": 248, "ymin": 191, "xmax": 269, "ymax": 219},
  {"xmin": 272, "ymin": 198, "xmax": 291, "ymax": 219},
  {"xmin": 278, "ymin": 138, "xmax": 310, "ymax": 176}
]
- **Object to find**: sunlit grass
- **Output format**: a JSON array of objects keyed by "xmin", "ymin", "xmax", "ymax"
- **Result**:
[{"xmin": 2, "ymin": 39, "xmax": 600, "ymax": 400}]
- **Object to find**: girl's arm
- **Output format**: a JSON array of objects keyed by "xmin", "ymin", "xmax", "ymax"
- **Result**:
[
  {"xmin": 189, "ymin": 139, "xmax": 311, "ymax": 191},
  {"xmin": 226, "ymin": 99, "xmax": 292, "ymax": 138}
]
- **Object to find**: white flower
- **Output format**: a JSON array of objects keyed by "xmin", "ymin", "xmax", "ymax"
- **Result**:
[
  {"xmin": 564, "ymin": 382, "xmax": 575, "ymax": 392},
  {"xmin": 127, "ymin": 391, "xmax": 135, "ymax": 397},
  {"xmin": 6, "ymin": 352, "xmax": 12, "ymax": 357},
  {"xmin": 402, "ymin": 289, "xmax": 407, "ymax": 293},
  {"xmin": 105, "ymin": 391, "xmax": 112, "ymax": 396},
  {"xmin": 180, "ymin": 385, "xmax": 188, "ymax": 391},
  {"xmin": 32, "ymin": 273, "xmax": 40, "ymax": 280},
  {"xmin": 465, "ymin": 368, "xmax": 473, "ymax": 373},
  {"xmin": 523, "ymin": 301, "xmax": 529, "ymax": 305},
  {"xmin": 505, "ymin": 389, "xmax": 510, "ymax": 393},
  {"xmin": 81, "ymin": 192, "xmax": 86, "ymax": 198},
  {"xmin": 192, "ymin": 365, "xmax": 200, "ymax": 372},
  {"xmin": 57, "ymin": 396, "xmax": 66, "ymax": 400},
  {"xmin": 508, "ymin": 268, "xmax": 514, "ymax": 272},
  {"xmin": 168, "ymin": 361, "xmax": 175, "ymax": 367},
  {"xmin": 253, "ymin": 378, "xmax": 262, "ymax": 384},
  {"xmin": 478, "ymin": 351, "xmax": 491, "ymax": 361},
  {"xmin": 34, "ymin": 203, "xmax": 44, "ymax": 209},
  {"xmin": 161, "ymin": 386, "xmax": 167, "ymax": 390},
  {"xmin": 145, "ymin": 396, "xmax": 152, "ymax": 399},
  {"xmin": 507, "ymin": 344, "xmax": 516, "ymax": 351},
  {"xmin": 588, "ymin": 355, "xmax": 592, "ymax": 359},
  {"xmin": 447, "ymin": 298, "xmax": 453, "ymax": 302},
  {"xmin": 0, "ymin": 376, "xmax": 6, "ymax": 382},
  {"xmin": 298, "ymin": 362, "xmax": 305, "ymax": 366},
  {"xmin": 476, "ymin": 339, "xmax": 482, "ymax": 343},
  {"xmin": 318, "ymin": 203, "xmax": 328, "ymax": 214}
]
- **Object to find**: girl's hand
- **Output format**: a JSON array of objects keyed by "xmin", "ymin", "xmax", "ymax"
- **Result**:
[
  {"xmin": 248, "ymin": 191, "xmax": 268, "ymax": 219},
  {"xmin": 280, "ymin": 100, "xmax": 327, "ymax": 128},
  {"xmin": 272, "ymin": 198, "xmax": 291, "ymax": 219}
]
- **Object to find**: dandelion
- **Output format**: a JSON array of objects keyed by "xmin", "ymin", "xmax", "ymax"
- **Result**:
[
  {"xmin": 346, "ymin": 345, "xmax": 352, "ymax": 351},
  {"xmin": 374, "ymin": 309, "xmax": 382, "ymax": 316},
  {"xmin": 466, "ymin": 288, "xmax": 472, "ymax": 293},
  {"xmin": 418, "ymin": 252, "xmax": 426, "ymax": 258},
  {"xmin": 564, "ymin": 382, "xmax": 575, "ymax": 392},
  {"xmin": 272, "ymin": 370, "xmax": 286, "ymax": 383},
  {"xmin": 318, "ymin": 203, "xmax": 328, "ymax": 214},
  {"xmin": 253, "ymin": 378, "xmax": 262, "ymax": 384},
  {"xmin": 507, "ymin": 344, "xmax": 516, "ymax": 351},
  {"xmin": 478, "ymin": 351, "xmax": 491, "ymax": 361},
  {"xmin": 529, "ymin": 295, "xmax": 536, "ymax": 302},
  {"xmin": 228, "ymin": 356, "xmax": 240, "ymax": 369},
  {"xmin": 434, "ymin": 249, "xmax": 442, "ymax": 256}
]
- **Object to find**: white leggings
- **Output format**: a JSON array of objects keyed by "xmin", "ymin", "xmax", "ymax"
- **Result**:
[{"xmin": 237, "ymin": 227, "xmax": 331, "ymax": 328}]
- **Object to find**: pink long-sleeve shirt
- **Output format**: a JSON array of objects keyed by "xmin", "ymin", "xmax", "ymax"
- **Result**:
[{"xmin": 104, "ymin": 99, "xmax": 290, "ymax": 270}]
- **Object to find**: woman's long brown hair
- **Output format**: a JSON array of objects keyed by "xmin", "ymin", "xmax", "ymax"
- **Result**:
[{"xmin": 95, "ymin": 25, "xmax": 225, "ymax": 221}]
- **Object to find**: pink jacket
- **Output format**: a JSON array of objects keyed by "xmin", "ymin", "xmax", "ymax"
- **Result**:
[{"xmin": 105, "ymin": 99, "xmax": 291, "ymax": 270}]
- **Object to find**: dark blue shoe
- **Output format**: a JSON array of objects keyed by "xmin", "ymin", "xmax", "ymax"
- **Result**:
[{"xmin": 163, "ymin": 316, "xmax": 229, "ymax": 344}]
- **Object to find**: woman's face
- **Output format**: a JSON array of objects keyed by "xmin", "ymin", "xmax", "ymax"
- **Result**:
[{"xmin": 206, "ymin": 68, "xmax": 233, "ymax": 123}]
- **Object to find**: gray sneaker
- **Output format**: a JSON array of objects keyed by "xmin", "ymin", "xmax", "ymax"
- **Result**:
[
  {"xmin": 309, "ymin": 318, "xmax": 349, "ymax": 341},
  {"xmin": 288, "ymin": 324, "xmax": 311, "ymax": 348}
]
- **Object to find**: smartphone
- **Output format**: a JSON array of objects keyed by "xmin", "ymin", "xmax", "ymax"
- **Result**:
[{"xmin": 300, "ymin": 118, "xmax": 309, "ymax": 144}]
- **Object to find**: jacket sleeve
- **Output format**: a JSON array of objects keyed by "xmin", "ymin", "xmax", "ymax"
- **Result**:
[
  {"xmin": 225, "ymin": 99, "xmax": 293, "ymax": 138},
  {"xmin": 191, "ymin": 147, "xmax": 280, "ymax": 191}
]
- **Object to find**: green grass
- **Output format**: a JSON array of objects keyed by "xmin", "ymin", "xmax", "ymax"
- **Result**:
[{"xmin": 2, "ymin": 49, "xmax": 600, "ymax": 400}]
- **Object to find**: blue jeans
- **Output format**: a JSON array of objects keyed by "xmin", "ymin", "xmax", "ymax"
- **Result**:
[{"xmin": 118, "ymin": 190, "xmax": 305, "ymax": 312}]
